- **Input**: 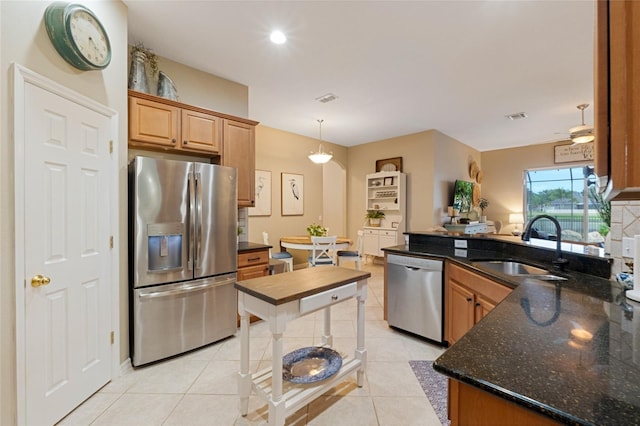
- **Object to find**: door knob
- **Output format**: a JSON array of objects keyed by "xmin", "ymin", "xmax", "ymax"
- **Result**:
[{"xmin": 31, "ymin": 274, "xmax": 51, "ymax": 287}]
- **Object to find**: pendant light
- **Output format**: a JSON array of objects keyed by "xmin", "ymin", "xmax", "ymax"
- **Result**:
[
  {"xmin": 569, "ymin": 104, "xmax": 594, "ymax": 144},
  {"xmin": 308, "ymin": 119, "xmax": 333, "ymax": 164}
]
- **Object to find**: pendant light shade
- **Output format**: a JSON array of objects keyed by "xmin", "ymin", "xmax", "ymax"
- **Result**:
[{"xmin": 308, "ymin": 119, "xmax": 333, "ymax": 164}]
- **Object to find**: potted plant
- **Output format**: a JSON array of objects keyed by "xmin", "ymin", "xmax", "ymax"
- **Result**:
[
  {"xmin": 306, "ymin": 223, "xmax": 327, "ymax": 237},
  {"xmin": 128, "ymin": 42, "xmax": 159, "ymax": 93},
  {"xmin": 478, "ymin": 198, "xmax": 489, "ymax": 223},
  {"xmin": 365, "ymin": 210, "xmax": 385, "ymax": 227}
]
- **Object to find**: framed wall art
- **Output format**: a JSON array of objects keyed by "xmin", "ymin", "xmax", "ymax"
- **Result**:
[
  {"xmin": 248, "ymin": 170, "xmax": 271, "ymax": 216},
  {"xmin": 281, "ymin": 172, "xmax": 304, "ymax": 216},
  {"xmin": 376, "ymin": 157, "xmax": 403, "ymax": 172}
]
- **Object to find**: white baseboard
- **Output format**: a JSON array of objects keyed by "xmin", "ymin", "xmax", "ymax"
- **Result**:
[{"xmin": 119, "ymin": 358, "xmax": 133, "ymax": 377}]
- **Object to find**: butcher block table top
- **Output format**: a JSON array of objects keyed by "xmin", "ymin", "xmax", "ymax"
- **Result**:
[{"xmin": 234, "ymin": 266, "xmax": 371, "ymax": 306}]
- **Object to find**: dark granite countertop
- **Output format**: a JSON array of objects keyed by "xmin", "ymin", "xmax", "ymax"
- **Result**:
[
  {"xmin": 385, "ymin": 233, "xmax": 640, "ymax": 426},
  {"xmin": 237, "ymin": 241, "xmax": 271, "ymax": 253}
]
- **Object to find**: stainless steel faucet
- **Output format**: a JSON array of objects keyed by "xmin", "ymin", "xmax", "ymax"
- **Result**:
[{"xmin": 521, "ymin": 214, "xmax": 569, "ymax": 271}]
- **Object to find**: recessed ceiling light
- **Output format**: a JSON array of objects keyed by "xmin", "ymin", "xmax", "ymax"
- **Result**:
[
  {"xmin": 270, "ymin": 31, "xmax": 286, "ymax": 44},
  {"xmin": 505, "ymin": 112, "xmax": 528, "ymax": 120}
]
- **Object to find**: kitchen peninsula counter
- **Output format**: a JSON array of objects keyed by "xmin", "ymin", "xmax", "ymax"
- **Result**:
[{"xmin": 384, "ymin": 232, "xmax": 640, "ymax": 425}]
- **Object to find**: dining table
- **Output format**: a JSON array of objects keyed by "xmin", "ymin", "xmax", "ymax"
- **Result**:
[{"xmin": 279, "ymin": 235, "xmax": 352, "ymax": 252}]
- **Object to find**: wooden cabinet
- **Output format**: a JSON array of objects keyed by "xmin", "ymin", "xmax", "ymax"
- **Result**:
[
  {"xmin": 129, "ymin": 95, "xmax": 179, "ymax": 148},
  {"xmin": 448, "ymin": 380, "xmax": 561, "ymax": 426},
  {"xmin": 237, "ymin": 249, "xmax": 269, "ymax": 280},
  {"xmin": 237, "ymin": 249, "xmax": 270, "ymax": 325},
  {"xmin": 445, "ymin": 262, "xmax": 511, "ymax": 345},
  {"xmin": 128, "ymin": 90, "xmax": 259, "ymax": 206},
  {"xmin": 594, "ymin": 0, "xmax": 640, "ymax": 200},
  {"xmin": 180, "ymin": 109, "xmax": 222, "ymax": 154},
  {"xmin": 222, "ymin": 119, "xmax": 255, "ymax": 207},
  {"xmin": 363, "ymin": 228, "xmax": 399, "ymax": 258}
]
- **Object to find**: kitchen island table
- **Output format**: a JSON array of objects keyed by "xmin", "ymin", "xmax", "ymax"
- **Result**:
[{"xmin": 236, "ymin": 266, "xmax": 370, "ymax": 426}]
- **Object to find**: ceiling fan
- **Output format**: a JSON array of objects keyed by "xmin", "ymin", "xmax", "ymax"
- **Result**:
[
  {"xmin": 567, "ymin": 103, "xmax": 594, "ymax": 144},
  {"xmin": 548, "ymin": 103, "xmax": 595, "ymax": 145}
]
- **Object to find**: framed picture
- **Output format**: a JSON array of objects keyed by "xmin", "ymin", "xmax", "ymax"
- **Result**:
[
  {"xmin": 383, "ymin": 176, "xmax": 394, "ymax": 186},
  {"xmin": 554, "ymin": 142, "xmax": 594, "ymax": 164},
  {"xmin": 376, "ymin": 157, "xmax": 403, "ymax": 172},
  {"xmin": 281, "ymin": 172, "xmax": 304, "ymax": 216},
  {"xmin": 248, "ymin": 170, "xmax": 271, "ymax": 216}
]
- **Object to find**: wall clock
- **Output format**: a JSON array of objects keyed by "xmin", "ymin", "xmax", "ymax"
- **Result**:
[{"xmin": 44, "ymin": 2, "xmax": 112, "ymax": 70}]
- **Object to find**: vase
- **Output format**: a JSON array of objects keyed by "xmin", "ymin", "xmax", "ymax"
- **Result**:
[
  {"xmin": 369, "ymin": 218, "xmax": 381, "ymax": 227},
  {"xmin": 480, "ymin": 215, "xmax": 487, "ymax": 223},
  {"xmin": 128, "ymin": 50, "xmax": 150, "ymax": 93},
  {"xmin": 157, "ymin": 71, "xmax": 178, "ymax": 100}
]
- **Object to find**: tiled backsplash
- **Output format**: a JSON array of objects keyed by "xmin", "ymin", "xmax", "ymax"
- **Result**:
[
  {"xmin": 238, "ymin": 208, "xmax": 249, "ymax": 242},
  {"xmin": 610, "ymin": 200, "xmax": 640, "ymax": 276}
]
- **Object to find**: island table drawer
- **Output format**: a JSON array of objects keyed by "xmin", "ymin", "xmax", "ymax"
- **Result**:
[{"xmin": 299, "ymin": 282, "xmax": 357, "ymax": 314}]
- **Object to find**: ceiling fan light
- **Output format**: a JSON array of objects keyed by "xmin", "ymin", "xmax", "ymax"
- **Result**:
[{"xmin": 569, "ymin": 124, "xmax": 594, "ymax": 144}]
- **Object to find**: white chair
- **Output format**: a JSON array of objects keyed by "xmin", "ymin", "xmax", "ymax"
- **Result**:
[
  {"xmin": 262, "ymin": 231, "xmax": 293, "ymax": 272},
  {"xmin": 308, "ymin": 236, "xmax": 337, "ymax": 267},
  {"xmin": 337, "ymin": 230, "xmax": 364, "ymax": 270}
]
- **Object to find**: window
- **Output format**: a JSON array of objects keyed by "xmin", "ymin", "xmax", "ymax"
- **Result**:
[{"xmin": 523, "ymin": 165, "xmax": 609, "ymax": 243}]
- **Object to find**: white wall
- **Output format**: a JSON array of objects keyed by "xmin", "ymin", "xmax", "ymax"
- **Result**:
[{"xmin": 0, "ymin": 2, "xmax": 128, "ymax": 423}]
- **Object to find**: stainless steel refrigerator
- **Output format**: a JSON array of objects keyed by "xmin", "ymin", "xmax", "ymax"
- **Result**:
[{"xmin": 128, "ymin": 156, "xmax": 238, "ymax": 366}]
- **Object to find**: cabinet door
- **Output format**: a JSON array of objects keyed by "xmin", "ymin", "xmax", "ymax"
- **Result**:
[
  {"xmin": 180, "ymin": 109, "xmax": 222, "ymax": 153},
  {"xmin": 363, "ymin": 229, "xmax": 379, "ymax": 257},
  {"xmin": 475, "ymin": 295, "xmax": 496, "ymax": 322},
  {"xmin": 223, "ymin": 120, "xmax": 255, "ymax": 207},
  {"xmin": 594, "ymin": 0, "xmax": 640, "ymax": 199},
  {"xmin": 378, "ymin": 230, "xmax": 397, "ymax": 251},
  {"xmin": 129, "ymin": 96, "xmax": 179, "ymax": 147},
  {"xmin": 446, "ymin": 280, "xmax": 475, "ymax": 345}
]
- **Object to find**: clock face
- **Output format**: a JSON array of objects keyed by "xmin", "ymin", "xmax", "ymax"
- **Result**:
[
  {"xmin": 69, "ymin": 8, "xmax": 110, "ymax": 68},
  {"xmin": 44, "ymin": 3, "xmax": 112, "ymax": 71}
]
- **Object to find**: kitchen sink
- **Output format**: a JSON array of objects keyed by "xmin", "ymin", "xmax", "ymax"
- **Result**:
[{"xmin": 472, "ymin": 260, "xmax": 567, "ymax": 281}]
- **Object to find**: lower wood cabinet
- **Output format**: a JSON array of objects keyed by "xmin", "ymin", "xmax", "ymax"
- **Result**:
[
  {"xmin": 237, "ymin": 249, "xmax": 270, "ymax": 325},
  {"xmin": 445, "ymin": 262, "xmax": 511, "ymax": 345},
  {"xmin": 448, "ymin": 380, "xmax": 561, "ymax": 426}
]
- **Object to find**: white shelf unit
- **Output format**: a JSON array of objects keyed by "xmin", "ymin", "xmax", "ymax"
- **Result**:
[{"xmin": 364, "ymin": 171, "xmax": 406, "ymax": 258}]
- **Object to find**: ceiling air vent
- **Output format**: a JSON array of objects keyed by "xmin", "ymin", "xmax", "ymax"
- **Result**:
[
  {"xmin": 505, "ymin": 112, "xmax": 528, "ymax": 120},
  {"xmin": 316, "ymin": 93, "xmax": 338, "ymax": 103}
]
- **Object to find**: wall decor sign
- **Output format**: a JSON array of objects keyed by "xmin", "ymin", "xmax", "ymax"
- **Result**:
[
  {"xmin": 281, "ymin": 173, "xmax": 304, "ymax": 216},
  {"xmin": 554, "ymin": 142, "xmax": 594, "ymax": 164},
  {"xmin": 248, "ymin": 170, "xmax": 271, "ymax": 216},
  {"xmin": 375, "ymin": 157, "xmax": 403, "ymax": 172}
]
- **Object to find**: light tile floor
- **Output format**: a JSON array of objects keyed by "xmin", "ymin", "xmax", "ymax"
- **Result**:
[{"xmin": 58, "ymin": 263, "xmax": 446, "ymax": 426}]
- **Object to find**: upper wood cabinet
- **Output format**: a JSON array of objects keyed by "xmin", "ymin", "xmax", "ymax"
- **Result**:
[
  {"xmin": 128, "ymin": 90, "xmax": 258, "ymax": 206},
  {"xmin": 129, "ymin": 95, "xmax": 179, "ymax": 148},
  {"xmin": 180, "ymin": 109, "xmax": 222, "ymax": 154},
  {"xmin": 223, "ymin": 119, "xmax": 255, "ymax": 207},
  {"xmin": 594, "ymin": 0, "xmax": 640, "ymax": 200}
]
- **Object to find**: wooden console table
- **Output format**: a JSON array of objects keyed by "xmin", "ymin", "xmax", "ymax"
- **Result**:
[{"xmin": 235, "ymin": 267, "xmax": 370, "ymax": 426}]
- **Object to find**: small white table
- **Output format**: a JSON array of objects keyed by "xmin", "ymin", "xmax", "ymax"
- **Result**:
[
  {"xmin": 279, "ymin": 236, "xmax": 351, "ymax": 252},
  {"xmin": 236, "ymin": 267, "xmax": 370, "ymax": 426}
]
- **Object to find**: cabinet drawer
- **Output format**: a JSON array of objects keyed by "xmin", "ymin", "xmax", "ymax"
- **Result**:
[
  {"xmin": 238, "ymin": 250, "xmax": 269, "ymax": 268},
  {"xmin": 364, "ymin": 229, "xmax": 379, "ymax": 236},
  {"xmin": 299, "ymin": 282, "xmax": 357, "ymax": 314}
]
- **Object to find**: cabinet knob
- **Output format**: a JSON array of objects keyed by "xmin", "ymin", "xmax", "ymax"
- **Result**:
[
  {"xmin": 475, "ymin": 302, "xmax": 481, "ymax": 307},
  {"xmin": 183, "ymin": 140, "xmax": 188, "ymax": 144},
  {"xmin": 466, "ymin": 297, "xmax": 472, "ymax": 302},
  {"xmin": 172, "ymin": 138, "xmax": 176, "ymax": 144}
]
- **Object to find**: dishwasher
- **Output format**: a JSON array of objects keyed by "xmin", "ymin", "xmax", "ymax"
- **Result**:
[{"xmin": 386, "ymin": 254, "xmax": 444, "ymax": 344}]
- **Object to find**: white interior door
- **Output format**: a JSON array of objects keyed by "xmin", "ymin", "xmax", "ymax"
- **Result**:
[{"xmin": 15, "ymin": 66, "xmax": 117, "ymax": 426}]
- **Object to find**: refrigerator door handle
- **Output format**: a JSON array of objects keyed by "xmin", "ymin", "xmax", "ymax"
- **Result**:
[
  {"xmin": 195, "ymin": 172, "xmax": 203, "ymax": 267},
  {"xmin": 188, "ymin": 172, "xmax": 196, "ymax": 271},
  {"xmin": 137, "ymin": 276, "xmax": 236, "ymax": 300}
]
